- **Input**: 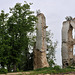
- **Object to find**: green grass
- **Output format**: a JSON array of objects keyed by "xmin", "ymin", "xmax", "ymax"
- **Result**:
[
  {"xmin": 28, "ymin": 66, "xmax": 75, "ymax": 75},
  {"xmin": 0, "ymin": 66, "xmax": 75, "ymax": 75}
]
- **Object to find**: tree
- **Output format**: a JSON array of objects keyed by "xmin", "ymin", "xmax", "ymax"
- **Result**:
[
  {"xmin": 7, "ymin": 2, "xmax": 37, "ymax": 71},
  {"xmin": 0, "ymin": 10, "xmax": 11, "ymax": 68},
  {"xmin": 0, "ymin": 1, "xmax": 37, "ymax": 72},
  {"xmin": 46, "ymin": 30, "xmax": 58, "ymax": 67}
]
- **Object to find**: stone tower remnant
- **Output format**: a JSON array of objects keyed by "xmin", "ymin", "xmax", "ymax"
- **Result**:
[
  {"xmin": 62, "ymin": 18, "xmax": 75, "ymax": 68},
  {"xmin": 33, "ymin": 13, "xmax": 49, "ymax": 69}
]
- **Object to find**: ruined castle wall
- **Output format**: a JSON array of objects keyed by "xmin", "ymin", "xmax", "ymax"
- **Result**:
[
  {"xmin": 62, "ymin": 21, "xmax": 70, "ymax": 66},
  {"xmin": 33, "ymin": 13, "xmax": 49, "ymax": 69},
  {"xmin": 36, "ymin": 13, "xmax": 47, "ymax": 51},
  {"xmin": 71, "ymin": 19, "xmax": 75, "ymax": 29},
  {"xmin": 36, "ymin": 16, "xmax": 42, "ymax": 50},
  {"xmin": 62, "ymin": 18, "xmax": 75, "ymax": 68},
  {"xmin": 62, "ymin": 21, "xmax": 70, "ymax": 42}
]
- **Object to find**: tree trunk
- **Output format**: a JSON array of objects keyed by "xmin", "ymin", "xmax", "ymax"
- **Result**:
[
  {"xmin": 13, "ymin": 64, "xmax": 16, "ymax": 72},
  {"xmin": 7, "ymin": 64, "xmax": 11, "ymax": 72}
]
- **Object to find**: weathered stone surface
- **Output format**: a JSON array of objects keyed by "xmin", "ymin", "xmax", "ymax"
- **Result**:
[
  {"xmin": 36, "ymin": 13, "xmax": 47, "ymax": 51},
  {"xmin": 62, "ymin": 18, "xmax": 75, "ymax": 68},
  {"xmin": 73, "ymin": 55, "xmax": 75, "ymax": 62},
  {"xmin": 33, "ymin": 13, "xmax": 49, "ymax": 69},
  {"xmin": 33, "ymin": 49, "xmax": 49, "ymax": 69}
]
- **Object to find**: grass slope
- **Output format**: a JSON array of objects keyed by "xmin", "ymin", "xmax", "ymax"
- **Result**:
[
  {"xmin": 28, "ymin": 66, "xmax": 75, "ymax": 75},
  {"xmin": 0, "ymin": 66, "xmax": 75, "ymax": 75}
]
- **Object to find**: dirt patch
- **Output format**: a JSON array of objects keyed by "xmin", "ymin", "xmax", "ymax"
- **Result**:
[{"xmin": 0, "ymin": 72, "xmax": 75, "ymax": 75}]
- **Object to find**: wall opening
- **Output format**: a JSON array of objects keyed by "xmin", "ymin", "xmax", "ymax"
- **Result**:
[
  {"xmin": 72, "ymin": 29, "xmax": 75, "ymax": 39},
  {"xmin": 73, "ymin": 45, "xmax": 75, "ymax": 55},
  {"xmin": 72, "ymin": 29, "xmax": 75, "ymax": 55}
]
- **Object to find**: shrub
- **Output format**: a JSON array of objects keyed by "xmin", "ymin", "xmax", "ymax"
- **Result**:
[
  {"xmin": 66, "ymin": 66, "xmax": 75, "ymax": 69},
  {"xmin": 0, "ymin": 68, "xmax": 8, "ymax": 74},
  {"xmin": 49, "ymin": 59, "xmax": 55, "ymax": 67},
  {"xmin": 53, "ymin": 65, "xmax": 61, "ymax": 70}
]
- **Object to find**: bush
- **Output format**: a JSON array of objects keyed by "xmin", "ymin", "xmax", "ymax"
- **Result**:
[
  {"xmin": 34, "ymin": 67, "xmax": 49, "ymax": 71},
  {"xmin": 0, "ymin": 68, "xmax": 8, "ymax": 74},
  {"xmin": 49, "ymin": 59, "xmax": 55, "ymax": 67},
  {"xmin": 53, "ymin": 65, "xmax": 61, "ymax": 70},
  {"xmin": 17, "ymin": 68, "xmax": 19, "ymax": 72},
  {"xmin": 66, "ymin": 66, "xmax": 75, "ymax": 69}
]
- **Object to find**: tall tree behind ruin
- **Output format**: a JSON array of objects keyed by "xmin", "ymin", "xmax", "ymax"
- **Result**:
[
  {"xmin": 46, "ymin": 30, "xmax": 58, "ymax": 67},
  {"xmin": 0, "ymin": 1, "xmax": 37, "ymax": 72}
]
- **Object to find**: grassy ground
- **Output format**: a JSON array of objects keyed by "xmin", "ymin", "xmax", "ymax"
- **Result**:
[
  {"xmin": 0, "ymin": 66, "xmax": 75, "ymax": 75},
  {"xmin": 28, "ymin": 66, "xmax": 75, "ymax": 75}
]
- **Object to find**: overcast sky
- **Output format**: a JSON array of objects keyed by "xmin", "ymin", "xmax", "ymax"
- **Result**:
[{"xmin": 0, "ymin": 0, "xmax": 75, "ymax": 66}]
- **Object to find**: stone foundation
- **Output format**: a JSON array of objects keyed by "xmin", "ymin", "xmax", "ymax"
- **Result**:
[{"xmin": 33, "ymin": 49, "xmax": 49, "ymax": 69}]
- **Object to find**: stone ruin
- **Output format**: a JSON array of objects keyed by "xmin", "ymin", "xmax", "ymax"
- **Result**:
[
  {"xmin": 33, "ymin": 13, "xmax": 49, "ymax": 69},
  {"xmin": 33, "ymin": 12, "xmax": 75, "ymax": 69},
  {"xmin": 62, "ymin": 18, "xmax": 75, "ymax": 68}
]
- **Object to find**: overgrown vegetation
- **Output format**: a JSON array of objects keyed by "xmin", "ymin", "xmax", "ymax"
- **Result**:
[
  {"xmin": 1, "ymin": 66, "xmax": 75, "ymax": 75},
  {"xmin": 0, "ymin": 1, "xmax": 37, "ymax": 73},
  {"xmin": 0, "ymin": 1, "xmax": 74, "ymax": 74},
  {"xmin": 46, "ymin": 30, "xmax": 58, "ymax": 67},
  {"xmin": 28, "ymin": 66, "xmax": 75, "ymax": 75},
  {"xmin": 0, "ymin": 68, "xmax": 8, "ymax": 74},
  {"xmin": 1, "ymin": 1, "xmax": 72, "ymax": 75},
  {"xmin": 0, "ymin": 1, "xmax": 58, "ymax": 73}
]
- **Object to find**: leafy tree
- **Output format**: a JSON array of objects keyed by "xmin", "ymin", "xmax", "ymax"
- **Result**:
[
  {"xmin": 7, "ymin": 2, "xmax": 37, "ymax": 71},
  {"xmin": 0, "ymin": 10, "xmax": 11, "ymax": 68},
  {"xmin": 46, "ymin": 30, "xmax": 58, "ymax": 67},
  {"xmin": 0, "ymin": 1, "xmax": 37, "ymax": 72}
]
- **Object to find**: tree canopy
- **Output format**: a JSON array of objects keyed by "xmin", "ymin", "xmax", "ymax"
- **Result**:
[{"xmin": 0, "ymin": 1, "xmax": 37, "ymax": 72}]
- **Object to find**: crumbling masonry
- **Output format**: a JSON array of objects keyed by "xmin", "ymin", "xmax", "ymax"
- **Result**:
[
  {"xmin": 62, "ymin": 18, "xmax": 75, "ymax": 68},
  {"xmin": 33, "ymin": 13, "xmax": 49, "ymax": 69}
]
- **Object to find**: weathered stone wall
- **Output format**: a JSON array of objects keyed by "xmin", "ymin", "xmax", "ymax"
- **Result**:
[
  {"xmin": 33, "ymin": 13, "xmax": 49, "ymax": 69},
  {"xmin": 62, "ymin": 18, "xmax": 75, "ymax": 68},
  {"xmin": 36, "ymin": 13, "xmax": 47, "ymax": 51}
]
